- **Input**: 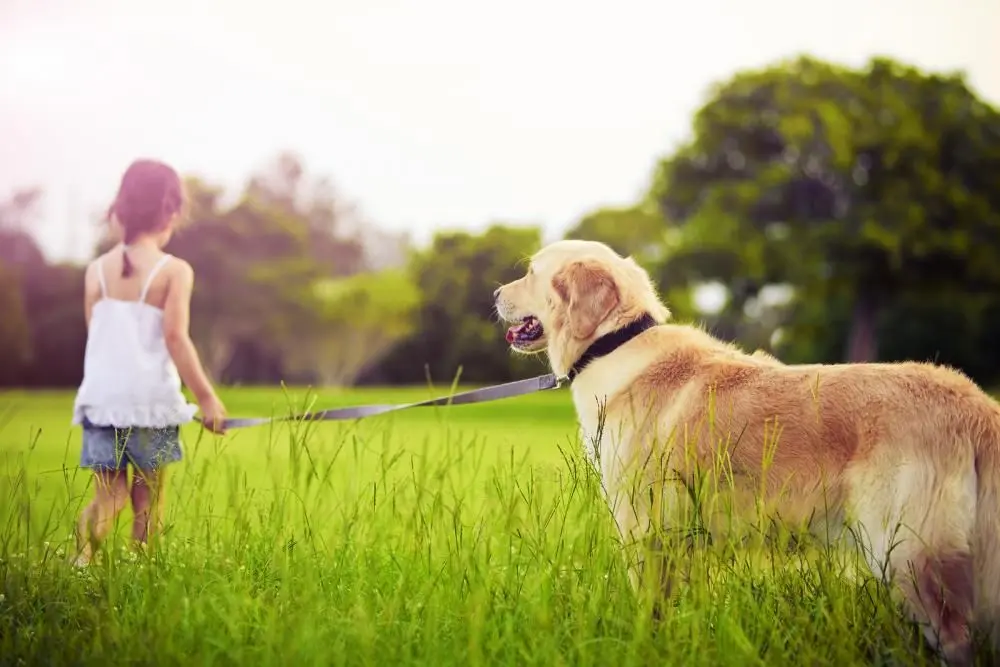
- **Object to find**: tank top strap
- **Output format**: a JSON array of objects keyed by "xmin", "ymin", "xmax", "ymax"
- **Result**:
[
  {"xmin": 139, "ymin": 254, "xmax": 173, "ymax": 304},
  {"xmin": 95, "ymin": 257, "xmax": 108, "ymax": 298}
]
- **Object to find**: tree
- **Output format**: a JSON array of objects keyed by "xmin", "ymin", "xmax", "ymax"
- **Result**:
[
  {"xmin": 164, "ymin": 178, "xmax": 334, "ymax": 380},
  {"xmin": 649, "ymin": 55, "xmax": 1000, "ymax": 361},
  {"xmin": 0, "ymin": 187, "xmax": 47, "ymax": 268},
  {"xmin": 0, "ymin": 188, "xmax": 86, "ymax": 388},
  {"xmin": 0, "ymin": 187, "xmax": 43, "ymax": 230},
  {"xmin": 283, "ymin": 270, "xmax": 422, "ymax": 385},
  {"xmin": 0, "ymin": 263, "xmax": 31, "ymax": 384},
  {"xmin": 245, "ymin": 151, "xmax": 366, "ymax": 275},
  {"xmin": 19, "ymin": 263, "xmax": 87, "ymax": 387},
  {"xmin": 362, "ymin": 224, "xmax": 544, "ymax": 385},
  {"xmin": 563, "ymin": 204, "xmax": 667, "ymax": 264}
]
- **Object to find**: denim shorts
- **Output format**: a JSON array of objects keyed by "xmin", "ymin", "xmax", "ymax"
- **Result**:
[{"xmin": 80, "ymin": 418, "xmax": 184, "ymax": 471}]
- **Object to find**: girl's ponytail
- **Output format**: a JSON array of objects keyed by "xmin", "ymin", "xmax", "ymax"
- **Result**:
[
  {"xmin": 107, "ymin": 202, "xmax": 135, "ymax": 278},
  {"xmin": 121, "ymin": 247, "xmax": 134, "ymax": 278}
]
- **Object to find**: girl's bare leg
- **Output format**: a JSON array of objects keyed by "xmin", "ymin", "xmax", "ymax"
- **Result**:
[
  {"xmin": 74, "ymin": 469, "xmax": 129, "ymax": 566},
  {"xmin": 130, "ymin": 467, "xmax": 167, "ymax": 549}
]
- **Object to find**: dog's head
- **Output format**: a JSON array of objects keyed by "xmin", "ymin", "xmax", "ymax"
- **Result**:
[{"xmin": 493, "ymin": 239, "xmax": 670, "ymax": 376}]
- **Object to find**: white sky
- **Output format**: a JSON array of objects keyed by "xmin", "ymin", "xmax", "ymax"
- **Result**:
[{"xmin": 1, "ymin": 0, "xmax": 998, "ymax": 263}]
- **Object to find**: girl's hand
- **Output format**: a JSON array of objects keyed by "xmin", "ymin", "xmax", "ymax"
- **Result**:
[{"xmin": 199, "ymin": 395, "xmax": 228, "ymax": 434}]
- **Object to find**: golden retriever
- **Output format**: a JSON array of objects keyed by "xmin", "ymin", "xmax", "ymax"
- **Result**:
[{"xmin": 494, "ymin": 239, "xmax": 1000, "ymax": 665}]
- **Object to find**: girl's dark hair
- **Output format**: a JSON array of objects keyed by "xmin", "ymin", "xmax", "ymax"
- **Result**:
[{"xmin": 106, "ymin": 159, "xmax": 184, "ymax": 277}]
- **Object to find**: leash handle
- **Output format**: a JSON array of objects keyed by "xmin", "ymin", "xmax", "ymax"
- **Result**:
[{"xmin": 221, "ymin": 373, "xmax": 561, "ymax": 430}]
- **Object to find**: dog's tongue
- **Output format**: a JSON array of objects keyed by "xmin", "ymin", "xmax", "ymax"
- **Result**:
[{"xmin": 506, "ymin": 322, "xmax": 528, "ymax": 343}]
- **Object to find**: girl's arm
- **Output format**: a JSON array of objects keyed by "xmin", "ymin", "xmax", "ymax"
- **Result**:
[{"xmin": 161, "ymin": 260, "xmax": 225, "ymax": 423}]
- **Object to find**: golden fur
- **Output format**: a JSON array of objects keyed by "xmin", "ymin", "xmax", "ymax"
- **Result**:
[{"xmin": 495, "ymin": 239, "xmax": 1000, "ymax": 665}]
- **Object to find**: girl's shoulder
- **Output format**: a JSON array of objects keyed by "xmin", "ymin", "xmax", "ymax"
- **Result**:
[
  {"xmin": 85, "ymin": 250, "xmax": 115, "ymax": 278},
  {"xmin": 84, "ymin": 253, "xmax": 109, "ymax": 286},
  {"xmin": 162, "ymin": 255, "xmax": 194, "ymax": 281},
  {"xmin": 88, "ymin": 248, "xmax": 120, "ymax": 272},
  {"xmin": 154, "ymin": 256, "xmax": 195, "ymax": 297}
]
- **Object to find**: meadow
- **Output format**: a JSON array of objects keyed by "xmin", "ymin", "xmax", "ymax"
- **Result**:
[{"xmin": 0, "ymin": 385, "xmax": 940, "ymax": 666}]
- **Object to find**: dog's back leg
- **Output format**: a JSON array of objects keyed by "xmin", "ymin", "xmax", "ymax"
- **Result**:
[{"xmin": 846, "ymin": 455, "xmax": 976, "ymax": 666}]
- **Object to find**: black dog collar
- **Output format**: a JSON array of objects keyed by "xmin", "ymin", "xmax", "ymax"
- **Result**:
[{"xmin": 565, "ymin": 312, "xmax": 658, "ymax": 383}]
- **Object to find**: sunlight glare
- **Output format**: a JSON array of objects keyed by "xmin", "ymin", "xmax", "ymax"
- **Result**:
[{"xmin": 0, "ymin": 34, "xmax": 75, "ymax": 92}]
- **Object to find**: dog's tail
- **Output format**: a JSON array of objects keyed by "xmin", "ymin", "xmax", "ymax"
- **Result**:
[{"xmin": 975, "ymin": 410, "xmax": 1000, "ymax": 655}]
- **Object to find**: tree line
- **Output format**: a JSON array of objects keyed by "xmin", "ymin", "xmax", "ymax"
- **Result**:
[{"xmin": 3, "ymin": 55, "xmax": 1000, "ymax": 390}]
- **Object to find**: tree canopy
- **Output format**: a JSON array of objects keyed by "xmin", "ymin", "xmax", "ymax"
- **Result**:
[
  {"xmin": 360, "ymin": 224, "xmax": 543, "ymax": 386},
  {"xmin": 649, "ymin": 56, "xmax": 1000, "ymax": 362}
]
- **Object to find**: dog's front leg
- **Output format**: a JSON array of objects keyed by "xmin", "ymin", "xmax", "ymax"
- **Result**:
[
  {"xmin": 610, "ymin": 483, "xmax": 684, "ymax": 616},
  {"xmin": 632, "ymin": 534, "xmax": 682, "ymax": 622}
]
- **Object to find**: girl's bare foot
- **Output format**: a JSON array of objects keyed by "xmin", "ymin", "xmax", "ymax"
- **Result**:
[{"xmin": 71, "ymin": 546, "xmax": 92, "ymax": 568}]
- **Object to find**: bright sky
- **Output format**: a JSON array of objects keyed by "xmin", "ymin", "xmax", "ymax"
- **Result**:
[{"xmin": 2, "ymin": 0, "xmax": 998, "ymax": 263}]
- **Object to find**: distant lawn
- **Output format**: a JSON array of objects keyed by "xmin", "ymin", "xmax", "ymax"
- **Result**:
[{"xmin": 1, "ymin": 386, "xmax": 941, "ymax": 666}]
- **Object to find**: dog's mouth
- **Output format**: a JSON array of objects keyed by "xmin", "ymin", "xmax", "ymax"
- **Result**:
[{"xmin": 505, "ymin": 315, "xmax": 544, "ymax": 348}]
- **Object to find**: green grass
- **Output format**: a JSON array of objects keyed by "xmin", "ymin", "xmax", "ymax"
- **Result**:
[{"xmin": 0, "ymin": 385, "xmax": 938, "ymax": 666}]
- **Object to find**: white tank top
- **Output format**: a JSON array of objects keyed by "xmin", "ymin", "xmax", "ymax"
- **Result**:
[{"xmin": 72, "ymin": 253, "xmax": 199, "ymax": 428}]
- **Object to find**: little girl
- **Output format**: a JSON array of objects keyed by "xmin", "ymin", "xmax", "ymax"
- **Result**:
[{"xmin": 72, "ymin": 158, "xmax": 227, "ymax": 566}]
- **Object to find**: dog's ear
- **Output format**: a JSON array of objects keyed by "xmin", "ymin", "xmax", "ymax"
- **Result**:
[{"xmin": 552, "ymin": 260, "xmax": 619, "ymax": 339}]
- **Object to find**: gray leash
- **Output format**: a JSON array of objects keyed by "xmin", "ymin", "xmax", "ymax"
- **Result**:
[{"xmin": 222, "ymin": 373, "xmax": 563, "ymax": 429}]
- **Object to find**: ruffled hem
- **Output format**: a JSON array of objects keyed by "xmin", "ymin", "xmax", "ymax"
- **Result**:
[{"xmin": 72, "ymin": 402, "xmax": 199, "ymax": 429}]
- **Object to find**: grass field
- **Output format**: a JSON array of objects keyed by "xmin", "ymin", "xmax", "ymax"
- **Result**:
[{"xmin": 0, "ymin": 385, "xmax": 942, "ymax": 666}]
